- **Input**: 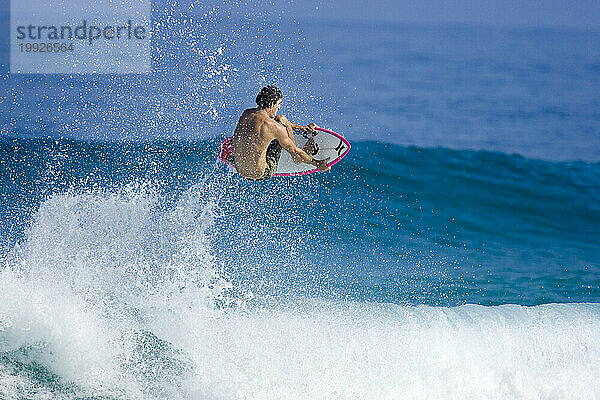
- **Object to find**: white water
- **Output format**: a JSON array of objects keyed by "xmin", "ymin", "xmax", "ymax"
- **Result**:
[{"xmin": 1, "ymin": 186, "xmax": 599, "ymax": 399}]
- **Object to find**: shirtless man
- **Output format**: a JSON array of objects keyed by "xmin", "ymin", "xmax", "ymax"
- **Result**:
[{"xmin": 232, "ymin": 85, "xmax": 330, "ymax": 180}]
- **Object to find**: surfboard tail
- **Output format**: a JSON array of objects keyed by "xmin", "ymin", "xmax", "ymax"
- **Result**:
[{"xmin": 219, "ymin": 138, "xmax": 235, "ymax": 166}]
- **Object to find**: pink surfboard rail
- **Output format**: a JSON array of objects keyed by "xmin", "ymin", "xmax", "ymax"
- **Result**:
[{"xmin": 218, "ymin": 126, "xmax": 351, "ymax": 177}]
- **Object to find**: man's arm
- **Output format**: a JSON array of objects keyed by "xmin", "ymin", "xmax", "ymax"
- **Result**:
[
  {"xmin": 274, "ymin": 115, "xmax": 298, "ymax": 147},
  {"xmin": 270, "ymin": 120, "xmax": 330, "ymax": 171},
  {"xmin": 275, "ymin": 115, "xmax": 318, "ymax": 134}
]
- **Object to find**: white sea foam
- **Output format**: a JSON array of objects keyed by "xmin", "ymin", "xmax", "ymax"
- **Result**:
[{"xmin": 1, "ymin": 186, "xmax": 599, "ymax": 399}]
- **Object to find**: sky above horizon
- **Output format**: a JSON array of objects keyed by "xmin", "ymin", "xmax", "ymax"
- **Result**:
[
  {"xmin": 1, "ymin": 0, "xmax": 599, "ymax": 29},
  {"xmin": 218, "ymin": 0, "xmax": 600, "ymax": 29},
  {"xmin": 291, "ymin": 0, "xmax": 600, "ymax": 28}
]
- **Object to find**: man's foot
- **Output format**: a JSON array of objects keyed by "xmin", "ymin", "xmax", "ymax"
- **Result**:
[{"xmin": 302, "ymin": 138, "xmax": 319, "ymax": 155}]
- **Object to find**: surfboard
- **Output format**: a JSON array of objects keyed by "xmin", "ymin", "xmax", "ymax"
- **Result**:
[{"xmin": 218, "ymin": 127, "xmax": 350, "ymax": 177}]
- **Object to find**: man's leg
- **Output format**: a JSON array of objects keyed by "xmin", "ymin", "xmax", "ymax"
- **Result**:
[
  {"xmin": 302, "ymin": 137, "xmax": 318, "ymax": 155},
  {"xmin": 262, "ymin": 139, "xmax": 283, "ymax": 179}
]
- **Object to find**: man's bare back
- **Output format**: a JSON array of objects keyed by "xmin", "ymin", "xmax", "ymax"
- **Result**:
[
  {"xmin": 232, "ymin": 86, "xmax": 330, "ymax": 181},
  {"xmin": 232, "ymin": 108, "xmax": 281, "ymax": 180}
]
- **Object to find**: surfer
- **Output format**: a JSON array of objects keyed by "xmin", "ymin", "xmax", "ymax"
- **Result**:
[{"xmin": 232, "ymin": 85, "xmax": 330, "ymax": 180}]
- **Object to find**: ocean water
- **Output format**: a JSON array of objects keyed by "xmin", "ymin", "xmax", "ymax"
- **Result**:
[{"xmin": 1, "ymin": 3, "xmax": 600, "ymax": 399}]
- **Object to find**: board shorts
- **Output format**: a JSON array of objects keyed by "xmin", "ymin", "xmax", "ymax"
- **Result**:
[
  {"xmin": 259, "ymin": 139, "xmax": 282, "ymax": 180},
  {"xmin": 226, "ymin": 138, "xmax": 282, "ymax": 181}
]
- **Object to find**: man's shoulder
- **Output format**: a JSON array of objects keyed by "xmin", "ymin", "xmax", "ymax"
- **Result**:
[
  {"xmin": 240, "ymin": 108, "xmax": 268, "ymax": 124},
  {"xmin": 251, "ymin": 111, "xmax": 277, "ymax": 128},
  {"xmin": 241, "ymin": 107, "xmax": 263, "ymax": 116},
  {"xmin": 239, "ymin": 108, "xmax": 280, "ymax": 135}
]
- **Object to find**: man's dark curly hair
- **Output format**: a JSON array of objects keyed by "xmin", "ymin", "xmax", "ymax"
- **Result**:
[{"xmin": 256, "ymin": 85, "xmax": 282, "ymax": 109}]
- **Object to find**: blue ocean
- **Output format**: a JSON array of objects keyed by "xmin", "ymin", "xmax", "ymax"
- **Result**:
[{"xmin": 1, "ymin": 3, "xmax": 600, "ymax": 399}]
